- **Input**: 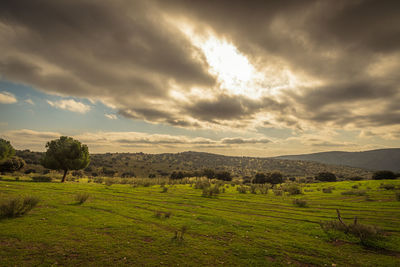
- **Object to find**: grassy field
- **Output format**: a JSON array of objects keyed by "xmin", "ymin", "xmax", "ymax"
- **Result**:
[{"xmin": 1, "ymin": 178, "xmax": 400, "ymax": 266}]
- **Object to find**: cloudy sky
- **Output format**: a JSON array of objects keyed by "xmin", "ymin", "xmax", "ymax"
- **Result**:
[{"xmin": 0, "ymin": 0, "xmax": 399, "ymax": 156}]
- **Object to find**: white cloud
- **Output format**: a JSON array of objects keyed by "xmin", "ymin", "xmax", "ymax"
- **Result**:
[
  {"xmin": 47, "ymin": 99, "xmax": 91, "ymax": 113},
  {"xmin": 25, "ymin": 99, "xmax": 34, "ymax": 105},
  {"xmin": 105, "ymin": 113, "xmax": 117, "ymax": 120},
  {"xmin": 0, "ymin": 91, "xmax": 17, "ymax": 104}
]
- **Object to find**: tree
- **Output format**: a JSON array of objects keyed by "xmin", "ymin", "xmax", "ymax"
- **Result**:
[
  {"xmin": 253, "ymin": 173, "xmax": 267, "ymax": 184},
  {"xmin": 0, "ymin": 138, "xmax": 15, "ymax": 161},
  {"xmin": 315, "ymin": 172, "xmax": 336, "ymax": 182},
  {"xmin": 266, "ymin": 171, "xmax": 283, "ymax": 184},
  {"xmin": 216, "ymin": 171, "xmax": 232, "ymax": 181},
  {"xmin": 372, "ymin": 170, "xmax": 396, "ymax": 180},
  {"xmin": 41, "ymin": 136, "xmax": 90, "ymax": 182}
]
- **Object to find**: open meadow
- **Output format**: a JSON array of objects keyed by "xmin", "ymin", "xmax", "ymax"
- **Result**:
[{"xmin": 1, "ymin": 177, "xmax": 400, "ymax": 266}]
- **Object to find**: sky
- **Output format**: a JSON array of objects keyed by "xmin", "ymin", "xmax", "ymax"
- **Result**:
[{"xmin": 0, "ymin": 0, "xmax": 400, "ymax": 156}]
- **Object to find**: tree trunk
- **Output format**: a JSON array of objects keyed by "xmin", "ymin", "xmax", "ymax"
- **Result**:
[{"xmin": 61, "ymin": 169, "xmax": 68, "ymax": 182}]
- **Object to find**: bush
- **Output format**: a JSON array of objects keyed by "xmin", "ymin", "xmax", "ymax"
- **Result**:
[
  {"xmin": 161, "ymin": 186, "xmax": 168, "ymax": 193},
  {"xmin": 93, "ymin": 177, "xmax": 104, "ymax": 184},
  {"xmin": 104, "ymin": 178, "xmax": 114, "ymax": 186},
  {"xmin": 236, "ymin": 185, "xmax": 247, "ymax": 194},
  {"xmin": 267, "ymin": 172, "xmax": 284, "ymax": 185},
  {"xmin": 293, "ymin": 199, "xmax": 307, "ymax": 207},
  {"xmin": 0, "ymin": 196, "xmax": 40, "ymax": 218},
  {"xmin": 258, "ymin": 184, "xmax": 269, "ymax": 194},
  {"xmin": 380, "ymin": 184, "xmax": 396, "ymax": 190},
  {"xmin": 320, "ymin": 209, "xmax": 383, "ymax": 247},
  {"xmin": 32, "ymin": 175, "xmax": 52, "ymax": 182},
  {"xmin": 341, "ymin": 190, "xmax": 367, "ymax": 196},
  {"xmin": 322, "ymin": 187, "xmax": 333, "ymax": 193},
  {"xmin": 372, "ymin": 170, "xmax": 397, "ymax": 180},
  {"xmin": 352, "ymin": 185, "xmax": 359, "ymax": 189},
  {"xmin": 202, "ymin": 185, "xmax": 220, "ymax": 197},
  {"xmin": 75, "ymin": 193, "xmax": 89, "ymax": 204},
  {"xmin": 0, "ymin": 157, "xmax": 25, "ymax": 173},
  {"xmin": 273, "ymin": 189, "xmax": 283, "ymax": 196},
  {"xmin": 250, "ymin": 184, "xmax": 257, "ymax": 194},
  {"xmin": 315, "ymin": 172, "xmax": 336, "ymax": 182},
  {"xmin": 283, "ymin": 184, "xmax": 302, "ymax": 195},
  {"xmin": 349, "ymin": 176, "xmax": 363, "ymax": 181}
]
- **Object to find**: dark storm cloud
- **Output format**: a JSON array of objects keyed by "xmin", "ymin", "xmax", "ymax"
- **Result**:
[
  {"xmin": 0, "ymin": 0, "xmax": 215, "ymax": 105},
  {"xmin": 160, "ymin": 0, "xmax": 400, "ymax": 129}
]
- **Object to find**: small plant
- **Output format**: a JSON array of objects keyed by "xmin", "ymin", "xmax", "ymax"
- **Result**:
[
  {"xmin": 75, "ymin": 193, "xmax": 90, "ymax": 204},
  {"xmin": 341, "ymin": 190, "xmax": 367, "ymax": 196},
  {"xmin": 155, "ymin": 210, "xmax": 172, "ymax": 219},
  {"xmin": 173, "ymin": 225, "xmax": 188, "ymax": 241},
  {"xmin": 0, "ymin": 196, "xmax": 40, "ymax": 219},
  {"xmin": 32, "ymin": 175, "xmax": 52, "ymax": 182},
  {"xmin": 293, "ymin": 198, "xmax": 307, "ymax": 207}
]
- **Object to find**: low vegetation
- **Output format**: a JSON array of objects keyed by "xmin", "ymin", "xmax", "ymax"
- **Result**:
[
  {"xmin": 74, "ymin": 193, "xmax": 90, "ymax": 205},
  {"xmin": 0, "ymin": 196, "xmax": 39, "ymax": 219}
]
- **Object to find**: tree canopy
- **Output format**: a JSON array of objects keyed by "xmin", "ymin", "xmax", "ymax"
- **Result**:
[
  {"xmin": 372, "ymin": 170, "xmax": 397, "ymax": 180},
  {"xmin": 41, "ymin": 136, "xmax": 90, "ymax": 182},
  {"xmin": 0, "ymin": 138, "xmax": 15, "ymax": 161},
  {"xmin": 315, "ymin": 172, "xmax": 337, "ymax": 182}
]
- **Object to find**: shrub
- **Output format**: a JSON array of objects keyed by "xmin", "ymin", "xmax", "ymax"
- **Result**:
[
  {"xmin": 161, "ymin": 186, "xmax": 168, "ymax": 193},
  {"xmin": 0, "ymin": 196, "xmax": 40, "ymax": 218},
  {"xmin": 32, "ymin": 175, "xmax": 52, "ymax": 182},
  {"xmin": 273, "ymin": 189, "xmax": 283, "ymax": 196},
  {"xmin": 320, "ymin": 209, "xmax": 383, "ymax": 247},
  {"xmin": 380, "ymin": 184, "xmax": 396, "ymax": 190},
  {"xmin": 349, "ymin": 176, "xmax": 363, "ymax": 181},
  {"xmin": 250, "ymin": 184, "xmax": 257, "ymax": 194},
  {"xmin": 395, "ymin": 192, "xmax": 400, "ymax": 201},
  {"xmin": 258, "ymin": 184, "xmax": 269, "ymax": 194},
  {"xmin": 372, "ymin": 170, "xmax": 397, "ymax": 180},
  {"xmin": 202, "ymin": 185, "xmax": 220, "ymax": 197},
  {"xmin": 293, "ymin": 199, "xmax": 307, "ymax": 207},
  {"xmin": 75, "ymin": 193, "xmax": 89, "ymax": 204},
  {"xmin": 315, "ymin": 172, "xmax": 336, "ymax": 182},
  {"xmin": 93, "ymin": 177, "xmax": 104, "ymax": 184},
  {"xmin": 104, "ymin": 178, "xmax": 114, "ymax": 186},
  {"xmin": 267, "ymin": 172, "xmax": 284, "ymax": 185},
  {"xmin": 322, "ymin": 187, "xmax": 333, "ymax": 193},
  {"xmin": 284, "ymin": 184, "xmax": 302, "ymax": 195},
  {"xmin": 341, "ymin": 190, "xmax": 367, "ymax": 196},
  {"xmin": 352, "ymin": 185, "xmax": 359, "ymax": 189},
  {"xmin": 194, "ymin": 180, "xmax": 211, "ymax": 189},
  {"xmin": 236, "ymin": 185, "xmax": 247, "ymax": 194}
]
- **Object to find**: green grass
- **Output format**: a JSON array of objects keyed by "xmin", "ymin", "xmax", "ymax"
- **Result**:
[{"xmin": 1, "ymin": 178, "xmax": 400, "ymax": 266}]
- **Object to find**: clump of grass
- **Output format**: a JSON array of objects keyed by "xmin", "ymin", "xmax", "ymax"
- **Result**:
[
  {"xmin": 155, "ymin": 211, "xmax": 172, "ymax": 219},
  {"xmin": 273, "ymin": 189, "xmax": 283, "ymax": 196},
  {"xmin": 32, "ymin": 175, "xmax": 52, "ymax": 182},
  {"xmin": 352, "ymin": 185, "xmax": 359, "ymax": 189},
  {"xmin": 292, "ymin": 199, "xmax": 308, "ymax": 207},
  {"xmin": 396, "ymin": 192, "xmax": 400, "ymax": 201},
  {"xmin": 0, "ymin": 196, "xmax": 40, "ymax": 219},
  {"xmin": 258, "ymin": 184, "xmax": 269, "ymax": 194},
  {"xmin": 194, "ymin": 180, "xmax": 211, "ymax": 189},
  {"xmin": 380, "ymin": 184, "xmax": 396, "ymax": 190},
  {"xmin": 236, "ymin": 185, "xmax": 247, "ymax": 194},
  {"xmin": 75, "ymin": 193, "xmax": 90, "ymax": 204},
  {"xmin": 341, "ymin": 190, "xmax": 367, "ymax": 196},
  {"xmin": 93, "ymin": 177, "xmax": 104, "ymax": 184},
  {"xmin": 320, "ymin": 209, "xmax": 384, "ymax": 248}
]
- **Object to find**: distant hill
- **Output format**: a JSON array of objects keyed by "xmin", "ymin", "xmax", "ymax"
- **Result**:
[
  {"xmin": 16, "ymin": 150, "xmax": 371, "ymax": 178},
  {"xmin": 275, "ymin": 148, "xmax": 400, "ymax": 172}
]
